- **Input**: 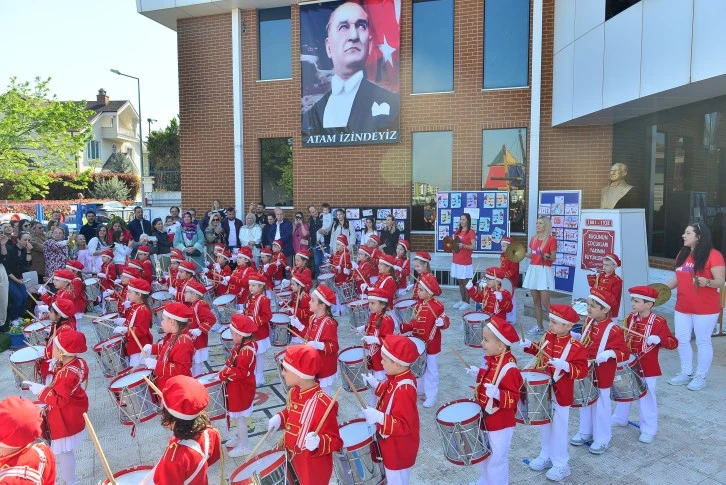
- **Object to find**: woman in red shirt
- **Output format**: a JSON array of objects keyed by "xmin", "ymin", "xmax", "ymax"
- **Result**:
[
  {"xmin": 523, "ymin": 216, "xmax": 557, "ymax": 335},
  {"xmin": 451, "ymin": 213, "xmax": 477, "ymax": 311},
  {"xmin": 665, "ymin": 222, "xmax": 725, "ymax": 391}
]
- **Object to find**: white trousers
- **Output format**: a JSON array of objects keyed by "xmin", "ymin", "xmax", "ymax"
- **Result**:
[
  {"xmin": 417, "ymin": 354, "xmax": 438, "ymax": 401},
  {"xmin": 384, "ymin": 467, "xmax": 412, "ymax": 485},
  {"xmin": 477, "ymin": 427, "xmax": 513, "ymax": 485},
  {"xmin": 674, "ymin": 311, "xmax": 717, "ymax": 377},
  {"xmin": 255, "ymin": 352, "xmax": 266, "ymax": 385},
  {"xmin": 613, "ymin": 376, "xmax": 658, "ymax": 436},
  {"xmin": 538, "ymin": 402, "xmax": 570, "ymax": 468},
  {"xmin": 57, "ymin": 450, "xmax": 77, "ymax": 485},
  {"xmin": 578, "ymin": 388, "xmax": 612, "ymax": 445}
]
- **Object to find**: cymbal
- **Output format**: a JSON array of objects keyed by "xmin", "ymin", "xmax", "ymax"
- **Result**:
[
  {"xmin": 648, "ymin": 283, "xmax": 672, "ymax": 307},
  {"xmin": 442, "ymin": 236, "xmax": 454, "ymax": 253},
  {"xmin": 453, "ymin": 236, "xmax": 461, "ymax": 254},
  {"xmin": 505, "ymin": 241, "xmax": 526, "ymax": 263}
]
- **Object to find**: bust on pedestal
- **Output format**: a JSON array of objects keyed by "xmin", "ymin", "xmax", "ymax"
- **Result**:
[{"xmin": 601, "ymin": 163, "xmax": 638, "ymax": 209}]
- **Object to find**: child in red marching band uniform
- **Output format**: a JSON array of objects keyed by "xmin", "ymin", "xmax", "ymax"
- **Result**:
[
  {"xmin": 303, "ymin": 285, "xmax": 340, "ymax": 397},
  {"xmin": 288, "ymin": 273, "xmax": 313, "ymax": 344},
  {"xmin": 365, "ymin": 234, "xmax": 382, "ymax": 282},
  {"xmin": 291, "ymin": 249, "xmax": 313, "ymax": 283},
  {"xmin": 466, "ymin": 267, "xmax": 514, "ymax": 320},
  {"xmin": 330, "ymin": 234, "xmax": 352, "ymax": 315},
  {"xmin": 400, "ymin": 273, "xmax": 449, "ymax": 408},
  {"xmin": 165, "ymin": 249, "xmax": 184, "ymax": 288},
  {"xmin": 245, "ymin": 272, "xmax": 272, "ymax": 386},
  {"xmin": 64, "ymin": 260, "xmax": 86, "ymax": 321},
  {"xmin": 26, "ymin": 328, "xmax": 89, "ymax": 485},
  {"xmin": 358, "ymin": 288, "xmax": 396, "ymax": 405},
  {"xmin": 211, "ymin": 250, "xmax": 232, "ymax": 297},
  {"xmin": 135, "ymin": 245, "xmax": 155, "ymax": 284},
  {"xmin": 126, "ymin": 259, "xmax": 145, "ymax": 284},
  {"xmin": 410, "ymin": 251, "xmax": 432, "ymax": 301},
  {"xmin": 467, "ymin": 316, "xmax": 523, "ymax": 485},
  {"xmin": 271, "ymin": 240, "xmax": 287, "ymax": 285},
  {"xmin": 259, "ymin": 248, "xmax": 276, "ymax": 300},
  {"xmin": 97, "ymin": 249, "xmax": 117, "ymax": 293},
  {"xmin": 184, "ymin": 280, "xmax": 217, "ymax": 376},
  {"xmin": 217, "ymin": 314, "xmax": 257, "ymax": 457},
  {"xmin": 499, "ymin": 237, "xmax": 520, "ymax": 322},
  {"xmin": 112, "ymin": 278, "xmax": 153, "ymax": 368},
  {"xmin": 395, "ymin": 239, "xmax": 411, "ymax": 296},
  {"xmin": 518, "ymin": 305, "xmax": 588, "ymax": 481},
  {"xmin": 169, "ymin": 261, "xmax": 196, "ymax": 304},
  {"xmin": 352, "ymin": 245, "xmax": 374, "ymax": 294},
  {"xmin": 40, "ymin": 299, "xmax": 77, "ymax": 384},
  {"xmin": 267, "ymin": 345, "xmax": 342, "ymax": 485},
  {"xmin": 37, "ymin": 269, "xmax": 75, "ymax": 314},
  {"xmin": 587, "ymin": 253, "xmax": 623, "ymax": 321},
  {"xmin": 0, "ymin": 396, "xmax": 56, "ymax": 484},
  {"xmin": 366, "ymin": 254, "xmax": 398, "ymax": 322},
  {"xmin": 612, "ymin": 286, "xmax": 678, "ymax": 444},
  {"xmin": 143, "ymin": 302, "xmax": 195, "ymax": 390},
  {"xmin": 229, "ymin": 247, "xmax": 255, "ymax": 307},
  {"xmin": 114, "ymin": 266, "xmax": 141, "ymax": 318},
  {"xmin": 569, "ymin": 288, "xmax": 629, "ymax": 454},
  {"xmin": 360, "ymin": 335, "xmax": 420, "ymax": 485},
  {"xmin": 146, "ymin": 376, "xmax": 221, "ymax": 485}
]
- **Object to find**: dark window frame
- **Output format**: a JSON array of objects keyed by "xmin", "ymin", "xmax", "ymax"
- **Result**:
[
  {"xmin": 482, "ymin": 0, "xmax": 531, "ymax": 90},
  {"xmin": 258, "ymin": 7, "xmax": 292, "ymax": 81},
  {"xmin": 411, "ymin": 0, "xmax": 455, "ymax": 94}
]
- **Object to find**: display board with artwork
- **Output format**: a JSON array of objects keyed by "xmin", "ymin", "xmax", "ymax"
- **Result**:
[
  {"xmin": 332, "ymin": 207, "xmax": 409, "ymax": 244},
  {"xmin": 538, "ymin": 190, "xmax": 581, "ymax": 294},
  {"xmin": 435, "ymin": 191, "xmax": 510, "ymax": 253}
]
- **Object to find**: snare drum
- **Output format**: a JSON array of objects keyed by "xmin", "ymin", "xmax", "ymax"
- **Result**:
[
  {"xmin": 105, "ymin": 297, "xmax": 119, "ymax": 314},
  {"xmin": 103, "ymin": 466, "xmax": 154, "ymax": 484},
  {"xmin": 275, "ymin": 290, "xmax": 293, "ymax": 312},
  {"xmin": 334, "ymin": 418, "xmax": 385, "ymax": 485},
  {"xmin": 611, "ymin": 355, "xmax": 648, "ymax": 402},
  {"xmin": 9, "ymin": 346, "xmax": 44, "ymax": 389},
  {"xmin": 151, "ymin": 280, "xmax": 168, "ymax": 293},
  {"xmin": 22, "ymin": 320, "xmax": 51, "ymax": 346},
  {"xmin": 435, "ymin": 399, "xmax": 491, "ymax": 466},
  {"xmin": 275, "ymin": 351, "xmax": 290, "ymax": 396},
  {"xmin": 572, "ymin": 365, "xmax": 599, "ymax": 408},
  {"xmin": 270, "ymin": 313, "xmax": 291, "ymax": 347},
  {"xmin": 220, "ymin": 328, "xmax": 235, "ymax": 354},
  {"xmin": 84, "ymin": 277, "xmax": 100, "ymax": 310},
  {"xmin": 92, "ymin": 313, "xmax": 119, "ymax": 342},
  {"xmin": 203, "ymin": 285, "xmax": 215, "ymax": 305},
  {"xmin": 462, "ymin": 312, "xmax": 489, "ymax": 349},
  {"xmin": 212, "ymin": 294, "xmax": 236, "ymax": 324},
  {"xmin": 393, "ymin": 299, "xmax": 417, "ymax": 324},
  {"xmin": 408, "ymin": 337, "xmax": 428, "ymax": 378},
  {"xmin": 338, "ymin": 347, "xmax": 369, "ymax": 393},
  {"xmin": 107, "ymin": 369, "xmax": 158, "ymax": 425},
  {"xmin": 335, "ymin": 281, "xmax": 358, "ymax": 305},
  {"xmin": 318, "ymin": 273, "xmax": 335, "ymax": 290},
  {"xmin": 516, "ymin": 370, "xmax": 553, "ymax": 425},
  {"xmin": 196, "ymin": 372, "xmax": 227, "ymax": 421},
  {"xmin": 93, "ymin": 336, "xmax": 129, "ymax": 378},
  {"xmin": 347, "ymin": 298, "xmax": 371, "ymax": 328},
  {"xmin": 231, "ymin": 449, "xmax": 299, "ymax": 484}
]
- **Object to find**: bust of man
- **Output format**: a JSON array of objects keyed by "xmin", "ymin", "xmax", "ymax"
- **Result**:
[{"xmin": 601, "ymin": 163, "xmax": 635, "ymax": 209}]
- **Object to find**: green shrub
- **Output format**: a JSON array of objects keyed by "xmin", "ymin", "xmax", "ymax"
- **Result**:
[{"xmin": 90, "ymin": 177, "xmax": 131, "ymax": 200}]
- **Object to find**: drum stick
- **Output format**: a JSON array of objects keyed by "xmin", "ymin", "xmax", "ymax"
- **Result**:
[
  {"xmin": 10, "ymin": 365, "xmax": 30, "ymax": 383},
  {"xmin": 142, "ymin": 376, "xmax": 164, "ymax": 399},
  {"xmin": 245, "ymin": 428, "xmax": 273, "ymax": 463},
  {"xmin": 452, "ymin": 348, "xmax": 472, "ymax": 368},
  {"xmin": 313, "ymin": 387, "xmax": 343, "ymax": 434},
  {"xmin": 286, "ymin": 328, "xmax": 308, "ymax": 343},
  {"xmin": 622, "ymin": 326, "xmax": 647, "ymax": 339},
  {"xmin": 96, "ymin": 321, "xmax": 115, "ymax": 329},
  {"xmin": 26, "ymin": 310, "xmax": 37, "ymax": 320},
  {"xmin": 491, "ymin": 351, "xmax": 505, "ymax": 384},
  {"xmin": 83, "ymin": 413, "xmax": 117, "ymax": 485},
  {"xmin": 518, "ymin": 322, "xmax": 526, "ymax": 342},
  {"xmin": 26, "ymin": 289, "xmax": 40, "ymax": 305},
  {"xmin": 341, "ymin": 371, "xmax": 366, "ymax": 407}
]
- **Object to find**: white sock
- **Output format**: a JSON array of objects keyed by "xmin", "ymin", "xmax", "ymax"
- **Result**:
[{"xmin": 57, "ymin": 450, "xmax": 76, "ymax": 485}]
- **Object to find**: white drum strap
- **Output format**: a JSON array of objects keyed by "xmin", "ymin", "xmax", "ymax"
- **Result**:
[
  {"xmin": 295, "ymin": 398, "xmax": 319, "ymax": 450},
  {"xmin": 179, "ymin": 429, "xmax": 210, "ymax": 485},
  {"xmin": 552, "ymin": 341, "xmax": 573, "ymax": 383},
  {"xmin": 596, "ymin": 322, "xmax": 616, "ymax": 357},
  {"xmin": 313, "ymin": 316, "xmax": 333, "ymax": 342},
  {"xmin": 129, "ymin": 306, "xmax": 138, "ymax": 329},
  {"xmin": 640, "ymin": 313, "xmax": 656, "ymax": 353},
  {"xmin": 0, "ymin": 444, "xmax": 46, "ymax": 484},
  {"xmin": 484, "ymin": 362, "xmax": 518, "ymax": 415},
  {"xmin": 380, "ymin": 379, "xmax": 416, "ymax": 439}
]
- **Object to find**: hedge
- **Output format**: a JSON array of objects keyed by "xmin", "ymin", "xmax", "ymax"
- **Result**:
[
  {"xmin": 0, "ymin": 172, "xmax": 140, "ymax": 201},
  {"xmin": 0, "ymin": 198, "xmax": 135, "ymax": 220}
]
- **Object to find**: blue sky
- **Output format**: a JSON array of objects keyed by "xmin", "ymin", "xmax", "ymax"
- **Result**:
[{"xmin": 0, "ymin": 0, "xmax": 178, "ymax": 131}]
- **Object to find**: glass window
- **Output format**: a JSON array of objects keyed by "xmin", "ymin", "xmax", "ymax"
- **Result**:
[
  {"xmin": 258, "ymin": 7, "xmax": 292, "ymax": 80},
  {"xmin": 606, "ymin": 0, "xmax": 641, "ymax": 21},
  {"xmin": 483, "ymin": 0, "xmax": 530, "ymax": 89},
  {"xmin": 482, "ymin": 128, "xmax": 527, "ymax": 233},
  {"xmin": 412, "ymin": 0, "xmax": 454, "ymax": 93},
  {"xmin": 412, "ymin": 131, "xmax": 453, "ymax": 231},
  {"xmin": 87, "ymin": 140, "xmax": 99, "ymax": 160},
  {"xmin": 261, "ymin": 137, "xmax": 293, "ymax": 207}
]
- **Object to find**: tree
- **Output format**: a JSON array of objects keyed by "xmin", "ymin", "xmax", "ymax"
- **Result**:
[
  {"xmin": 260, "ymin": 137, "xmax": 293, "ymax": 205},
  {"xmin": 147, "ymin": 117, "xmax": 180, "ymax": 172},
  {"xmin": 0, "ymin": 77, "xmax": 94, "ymax": 199},
  {"xmin": 102, "ymin": 152, "xmax": 137, "ymax": 174}
]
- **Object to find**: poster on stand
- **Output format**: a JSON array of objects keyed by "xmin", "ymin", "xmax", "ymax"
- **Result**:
[
  {"xmin": 538, "ymin": 190, "xmax": 581, "ymax": 293},
  {"xmin": 333, "ymin": 206, "xmax": 409, "ymax": 244},
  {"xmin": 435, "ymin": 191, "xmax": 509, "ymax": 253}
]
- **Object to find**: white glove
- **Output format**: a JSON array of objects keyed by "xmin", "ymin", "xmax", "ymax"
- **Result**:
[
  {"xmin": 362, "ymin": 335, "xmax": 380, "ymax": 345},
  {"xmin": 223, "ymin": 276, "xmax": 230, "ymax": 284},
  {"xmin": 268, "ymin": 414, "xmax": 281, "ymax": 431},
  {"xmin": 465, "ymin": 280, "xmax": 474, "ymax": 290},
  {"xmin": 57, "ymin": 240, "xmax": 69, "ymax": 247},
  {"xmin": 465, "ymin": 365, "xmax": 480, "ymax": 376},
  {"xmin": 362, "ymin": 373, "xmax": 379, "ymax": 387},
  {"xmin": 114, "ymin": 279, "xmax": 121, "ymax": 284},
  {"xmin": 275, "ymin": 260, "xmax": 281, "ymax": 267},
  {"xmin": 113, "ymin": 326, "xmax": 127, "ymax": 334},
  {"xmin": 190, "ymin": 328, "xmax": 202, "ymax": 337},
  {"xmin": 494, "ymin": 291, "xmax": 503, "ymax": 301},
  {"xmin": 202, "ymin": 268, "xmax": 209, "ymax": 274},
  {"xmin": 362, "ymin": 407, "xmax": 385, "ymax": 425},
  {"xmin": 97, "ymin": 272, "xmax": 106, "ymax": 278},
  {"xmin": 336, "ymin": 265, "xmax": 342, "ymax": 272},
  {"xmin": 168, "ymin": 287, "xmax": 177, "ymax": 296},
  {"xmin": 123, "ymin": 300, "xmax": 132, "ymax": 309},
  {"xmin": 406, "ymin": 283, "xmax": 413, "ymax": 291},
  {"xmin": 144, "ymin": 358, "xmax": 157, "ymax": 369},
  {"xmin": 37, "ymin": 304, "xmax": 49, "ymax": 314},
  {"xmin": 304, "ymin": 432, "xmax": 320, "ymax": 451},
  {"xmin": 214, "ymin": 263, "xmax": 221, "ymax": 272},
  {"xmin": 285, "ymin": 266, "xmax": 291, "ymax": 272},
  {"xmin": 355, "ymin": 325, "xmax": 365, "ymax": 334},
  {"xmin": 343, "ymin": 268, "xmax": 350, "ymax": 275},
  {"xmin": 102, "ymin": 289, "xmax": 113, "ymax": 297},
  {"xmin": 290, "ymin": 316, "xmax": 304, "ymax": 331},
  {"xmin": 435, "ymin": 317, "xmax": 445, "ymax": 327},
  {"xmin": 38, "ymin": 286, "xmax": 47, "ymax": 295},
  {"xmin": 351, "ymin": 262, "xmax": 358, "ymax": 270},
  {"xmin": 484, "ymin": 383, "xmax": 500, "ymax": 400},
  {"xmin": 263, "ymin": 264, "xmax": 270, "ymax": 271},
  {"xmin": 48, "ymin": 358, "xmax": 58, "ymax": 371},
  {"xmin": 549, "ymin": 358, "xmax": 570, "ymax": 373},
  {"xmin": 595, "ymin": 349, "xmax": 616, "ymax": 365},
  {"xmin": 517, "ymin": 339, "xmax": 531, "ymax": 349},
  {"xmin": 323, "ymin": 252, "xmax": 331, "ymax": 259},
  {"xmin": 360, "ymin": 283, "xmax": 368, "ymax": 292},
  {"xmin": 205, "ymin": 261, "xmax": 211, "ymax": 268},
  {"xmin": 24, "ymin": 382, "xmax": 46, "ymax": 395},
  {"xmin": 307, "ymin": 340, "xmax": 324, "ymax": 350},
  {"xmin": 142, "ymin": 344, "xmax": 152, "ymax": 355},
  {"xmin": 570, "ymin": 331, "xmax": 582, "ymax": 341},
  {"xmin": 646, "ymin": 335, "xmax": 661, "ymax": 346}
]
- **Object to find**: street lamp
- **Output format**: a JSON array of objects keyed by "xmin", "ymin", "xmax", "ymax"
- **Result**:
[
  {"xmin": 110, "ymin": 69, "xmax": 145, "ymax": 194},
  {"xmin": 147, "ymin": 118, "xmax": 157, "ymax": 135}
]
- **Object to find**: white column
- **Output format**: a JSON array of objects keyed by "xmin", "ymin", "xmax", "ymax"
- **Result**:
[
  {"xmin": 232, "ymin": 8, "xmax": 244, "ymax": 212},
  {"xmin": 527, "ymin": 0, "xmax": 543, "ymax": 239}
]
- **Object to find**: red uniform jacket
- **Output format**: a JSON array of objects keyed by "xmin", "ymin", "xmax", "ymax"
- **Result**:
[
  {"xmin": 581, "ymin": 317, "xmax": 630, "ymax": 388},
  {"xmin": 39, "ymin": 357, "xmax": 89, "ymax": 440},
  {"xmin": 0, "ymin": 442, "xmax": 55, "ymax": 485},
  {"xmin": 271, "ymin": 252, "xmax": 286, "ymax": 282},
  {"xmin": 167, "ymin": 268, "xmax": 179, "ymax": 288},
  {"xmin": 40, "ymin": 321, "xmax": 75, "ymax": 380},
  {"xmin": 475, "ymin": 351, "xmax": 523, "ymax": 432},
  {"xmin": 352, "ymin": 261, "xmax": 373, "ymax": 294},
  {"xmin": 368, "ymin": 274, "xmax": 397, "ymax": 307},
  {"xmin": 115, "ymin": 285, "xmax": 129, "ymax": 318},
  {"xmin": 260, "ymin": 261, "xmax": 275, "ymax": 289},
  {"xmin": 587, "ymin": 272, "xmax": 623, "ymax": 317},
  {"xmin": 369, "ymin": 247, "xmax": 381, "ymax": 276},
  {"xmin": 218, "ymin": 340, "xmax": 257, "ymax": 413},
  {"xmin": 150, "ymin": 331, "xmax": 195, "ymax": 390},
  {"xmin": 40, "ymin": 288, "xmax": 74, "ymax": 308},
  {"xmin": 152, "ymin": 426, "xmax": 221, "ymax": 485},
  {"xmin": 499, "ymin": 252, "xmax": 520, "ymax": 289},
  {"xmin": 303, "ymin": 315, "xmax": 339, "ymax": 379},
  {"xmin": 124, "ymin": 303, "xmax": 153, "ymax": 355},
  {"xmin": 373, "ymin": 369, "xmax": 420, "ymax": 470},
  {"xmin": 400, "ymin": 298, "xmax": 449, "ymax": 355},
  {"xmin": 229, "ymin": 264, "xmax": 254, "ymax": 304},
  {"xmin": 623, "ymin": 312, "xmax": 678, "ymax": 377},
  {"xmin": 140, "ymin": 258, "xmax": 154, "ymax": 285},
  {"xmin": 523, "ymin": 333, "xmax": 588, "ymax": 406},
  {"xmin": 245, "ymin": 293, "xmax": 272, "ymax": 341},
  {"xmin": 292, "ymin": 266, "xmax": 313, "ymax": 283},
  {"xmin": 410, "ymin": 271, "xmax": 431, "ymax": 302},
  {"xmin": 364, "ymin": 312, "xmax": 395, "ymax": 372},
  {"xmin": 70, "ymin": 276, "xmax": 86, "ymax": 314},
  {"xmin": 395, "ymin": 258, "xmax": 410, "ymax": 290},
  {"xmin": 467, "ymin": 285, "xmax": 513, "ymax": 320},
  {"xmin": 278, "ymin": 384, "xmax": 342, "ymax": 485},
  {"xmin": 175, "ymin": 278, "xmax": 192, "ymax": 305},
  {"xmin": 213, "ymin": 264, "xmax": 231, "ymax": 297},
  {"xmin": 99, "ymin": 261, "xmax": 117, "ymax": 291},
  {"xmin": 290, "ymin": 291, "xmax": 312, "ymax": 330},
  {"xmin": 331, "ymin": 248, "xmax": 352, "ymax": 284},
  {"xmin": 189, "ymin": 299, "xmax": 216, "ymax": 350}
]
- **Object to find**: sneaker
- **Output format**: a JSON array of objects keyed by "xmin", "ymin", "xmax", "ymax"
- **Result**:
[
  {"xmin": 423, "ymin": 397, "xmax": 437, "ymax": 408},
  {"xmin": 611, "ymin": 417, "xmax": 628, "ymax": 427},
  {"xmin": 459, "ymin": 302, "xmax": 472, "ymax": 311},
  {"xmin": 668, "ymin": 373, "xmax": 692, "ymax": 386},
  {"xmin": 528, "ymin": 455, "xmax": 552, "ymax": 471},
  {"xmin": 686, "ymin": 375, "xmax": 706, "ymax": 391},
  {"xmin": 527, "ymin": 326, "xmax": 544, "ymax": 336},
  {"xmin": 546, "ymin": 466, "xmax": 571, "ymax": 482},
  {"xmin": 210, "ymin": 323, "xmax": 222, "ymax": 333},
  {"xmin": 452, "ymin": 301, "xmax": 463, "ymax": 309},
  {"xmin": 588, "ymin": 442, "xmax": 609, "ymax": 454},
  {"xmin": 569, "ymin": 433, "xmax": 592, "ymax": 446},
  {"xmin": 639, "ymin": 433, "xmax": 655, "ymax": 444},
  {"xmin": 224, "ymin": 436, "xmax": 240, "ymax": 448},
  {"xmin": 227, "ymin": 445, "xmax": 251, "ymax": 458}
]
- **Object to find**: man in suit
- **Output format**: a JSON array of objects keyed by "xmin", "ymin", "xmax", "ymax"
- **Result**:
[
  {"xmin": 222, "ymin": 207, "xmax": 244, "ymax": 250},
  {"xmin": 303, "ymin": 2, "xmax": 399, "ymax": 136},
  {"xmin": 269, "ymin": 207, "xmax": 294, "ymax": 267}
]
